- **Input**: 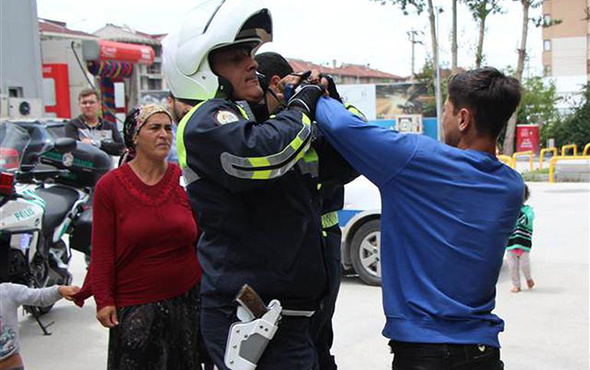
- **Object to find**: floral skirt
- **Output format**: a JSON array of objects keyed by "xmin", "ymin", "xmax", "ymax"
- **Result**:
[{"xmin": 107, "ymin": 285, "xmax": 201, "ymax": 370}]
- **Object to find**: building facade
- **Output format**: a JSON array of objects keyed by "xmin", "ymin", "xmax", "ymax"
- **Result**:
[{"xmin": 542, "ymin": 0, "xmax": 589, "ymax": 108}]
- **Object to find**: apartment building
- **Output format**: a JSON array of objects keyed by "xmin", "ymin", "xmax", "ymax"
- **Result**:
[{"xmin": 542, "ymin": 0, "xmax": 589, "ymax": 107}]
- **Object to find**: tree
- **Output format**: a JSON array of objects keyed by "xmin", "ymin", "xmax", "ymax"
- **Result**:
[
  {"xmin": 517, "ymin": 76, "xmax": 561, "ymax": 145},
  {"xmin": 503, "ymin": 0, "xmax": 561, "ymax": 155},
  {"xmin": 374, "ymin": 0, "xmax": 441, "ymax": 97},
  {"xmin": 545, "ymin": 86, "xmax": 590, "ymax": 149},
  {"xmin": 463, "ymin": 0, "xmax": 503, "ymax": 69}
]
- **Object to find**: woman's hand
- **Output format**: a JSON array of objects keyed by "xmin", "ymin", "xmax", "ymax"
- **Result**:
[{"xmin": 97, "ymin": 305, "xmax": 119, "ymax": 328}]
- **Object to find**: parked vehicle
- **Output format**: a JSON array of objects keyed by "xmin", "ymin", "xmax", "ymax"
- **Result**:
[
  {"xmin": 0, "ymin": 121, "xmax": 110, "ymax": 329},
  {"xmin": 339, "ymin": 176, "xmax": 382, "ymax": 286}
]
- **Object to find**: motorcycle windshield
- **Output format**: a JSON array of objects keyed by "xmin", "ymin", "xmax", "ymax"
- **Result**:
[{"xmin": 0, "ymin": 122, "xmax": 31, "ymax": 171}]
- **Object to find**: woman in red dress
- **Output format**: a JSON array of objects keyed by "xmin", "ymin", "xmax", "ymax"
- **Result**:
[{"xmin": 75, "ymin": 104, "xmax": 202, "ymax": 370}]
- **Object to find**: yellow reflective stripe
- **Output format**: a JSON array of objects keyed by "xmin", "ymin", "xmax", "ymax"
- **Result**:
[
  {"xmin": 235, "ymin": 104, "xmax": 249, "ymax": 119},
  {"xmin": 177, "ymin": 101, "xmax": 206, "ymax": 170},
  {"xmin": 344, "ymin": 103, "xmax": 367, "ymax": 122},
  {"xmin": 321, "ymin": 211, "xmax": 339, "ymax": 229},
  {"xmin": 220, "ymin": 112, "xmax": 312, "ymax": 180},
  {"xmin": 303, "ymin": 147, "xmax": 318, "ymax": 163},
  {"xmin": 248, "ymin": 157, "xmax": 271, "ymax": 167},
  {"xmin": 251, "ymin": 170, "xmax": 272, "ymax": 179}
]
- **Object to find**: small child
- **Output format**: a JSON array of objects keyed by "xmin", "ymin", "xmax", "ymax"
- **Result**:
[
  {"xmin": 506, "ymin": 184, "xmax": 535, "ymax": 293},
  {"xmin": 0, "ymin": 283, "xmax": 80, "ymax": 369}
]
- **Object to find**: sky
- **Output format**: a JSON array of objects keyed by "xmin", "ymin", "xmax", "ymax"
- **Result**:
[{"xmin": 36, "ymin": 0, "xmax": 543, "ymax": 78}]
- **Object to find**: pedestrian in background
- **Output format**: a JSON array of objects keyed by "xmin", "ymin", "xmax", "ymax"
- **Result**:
[
  {"xmin": 506, "ymin": 184, "xmax": 535, "ymax": 293},
  {"xmin": 65, "ymin": 89, "xmax": 125, "ymax": 156},
  {"xmin": 74, "ymin": 104, "xmax": 202, "ymax": 370}
]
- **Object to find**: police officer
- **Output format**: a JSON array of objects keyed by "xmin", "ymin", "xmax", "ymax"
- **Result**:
[
  {"xmin": 254, "ymin": 52, "xmax": 366, "ymax": 370},
  {"xmin": 162, "ymin": 1, "xmax": 336, "ymax": 369}
]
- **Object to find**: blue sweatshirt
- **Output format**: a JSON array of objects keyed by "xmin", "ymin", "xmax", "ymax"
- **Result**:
[{"xmin": 316, "ymin": 97, "xmax": 524, "ymax": 347}]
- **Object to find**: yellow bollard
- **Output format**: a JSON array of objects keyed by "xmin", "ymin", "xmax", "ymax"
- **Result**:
[
  {"xmin": 539, "ymin": 147, "xmax": 558, "ymax": 170},
  {"xmin": 512, "ymin": 151, "xmax": 534, "ymax": 172},
  {"xmin": 583, "ymin": 143, "xmax": 590, "ymax": 156},
  {"xmin": 561, "ymin": 144, "xmax": 578, "ymax": 156},
  {"xmin": 549, "ymin": 155, "xmax": 590, "ymax": 183},
  {"xmin": 497, "ymin": 155, "xmax": 514, "ymax": 168}
]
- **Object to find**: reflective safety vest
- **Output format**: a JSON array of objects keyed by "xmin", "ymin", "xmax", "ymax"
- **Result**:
[{"xmin": 177, "ymin": 98, "xmax": 333, "ymax": 311}]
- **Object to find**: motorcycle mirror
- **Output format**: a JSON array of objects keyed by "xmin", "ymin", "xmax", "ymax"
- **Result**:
[{"xmin": 53, "ymin": 138, "xmax": 77, "ymax": 154}]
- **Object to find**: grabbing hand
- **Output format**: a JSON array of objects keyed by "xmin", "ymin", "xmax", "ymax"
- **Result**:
[
  {"xmin": 287, "ymin": 84, "xmax": 326, "ymax": 121},
  {"xmin": 97, "ymin": 305, "xmax": 119, "ymax": 328},
  {"xmin": 58, "ymin": 285, "xmax": 81, "ymax": 301},
  {"xmin": 320, "ymin": 74, "xmax": 342, "ymax": 103}
]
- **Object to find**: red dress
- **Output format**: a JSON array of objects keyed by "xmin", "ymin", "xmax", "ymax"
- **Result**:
[{"xmin": 74, "ymin": 163, "xmax": 201, "ymax": 310}]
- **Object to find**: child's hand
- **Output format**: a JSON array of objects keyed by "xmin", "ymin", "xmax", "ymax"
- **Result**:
[{"xmin": 58, "ymin": 285, "xmax": 81, "ymax": 301}]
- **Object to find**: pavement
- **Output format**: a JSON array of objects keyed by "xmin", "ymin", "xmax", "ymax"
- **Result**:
[{"xmin": 18, "ymin": 182, "xmax": 589, "ymax": 370}]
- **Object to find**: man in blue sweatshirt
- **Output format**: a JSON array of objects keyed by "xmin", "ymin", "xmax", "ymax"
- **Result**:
[{"xmin": 315, "ymin": 67, "xmax": 523, "ymax": 369}]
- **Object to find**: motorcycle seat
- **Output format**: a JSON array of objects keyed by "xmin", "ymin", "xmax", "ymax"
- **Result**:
[{"xmin": 35, "ymin": 186, "xmax": 80, "ymax": 237}]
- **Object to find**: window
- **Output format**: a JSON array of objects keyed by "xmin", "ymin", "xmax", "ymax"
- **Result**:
[
  {"xmin": 543, "ymin": 40, "xmax": 552, "ymax": 51},
  {"xmin": 543, "ymin": 65, "xmax": 552, "ymax": 77}
]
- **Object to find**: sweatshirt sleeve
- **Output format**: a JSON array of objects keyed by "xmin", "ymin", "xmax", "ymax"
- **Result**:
[
  {"xmin": 99, "ymin": 123, "xmax": 125, "ymax": 156},
  {"xmin": 65, "ymin": 120, "xmax": 81, "ymax": 141},
  {"xmin": 10, "ymin": 284, "xmax": 62, "ymax": 307},
  {"xmin": 315, "ymin": 97, "xmax": 418, "ymax": 187},
  {"xmin": 90, "ymin": 178, "xmax": 117, "ymax": 311}
]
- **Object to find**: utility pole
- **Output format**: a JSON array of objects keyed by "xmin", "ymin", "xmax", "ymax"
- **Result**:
[{"xmin": 407, "ymin": 29, "xmax": 423, "ymax": 79}]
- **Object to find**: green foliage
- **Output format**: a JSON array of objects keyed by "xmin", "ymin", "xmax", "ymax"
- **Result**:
[
  {"xmin": 546, "ymin": 86, "xmax": 590, "ymax": 148},
  {"xmin": 517, "ymin": 77, "xmax": 561, "ymax": 144},
  {"xmin": 463, "ymin": 0, "xmax": 503, "ymax": 20},
  {"xmin": 372, "ymin": 0, "xmax": 426, "ymax": 14}
]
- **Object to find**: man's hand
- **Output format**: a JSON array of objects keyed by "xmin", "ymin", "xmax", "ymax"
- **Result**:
[
  {"xmin": 58, "ymin": 285, "xmax": 81, "ymax": 301},
  {"xmin": 287, "ymin": 84, "xmax": 325, "ymax": 120},
  {"xmin": 97, "ymin": 305, "xmax": 119, "ymax": 328}
]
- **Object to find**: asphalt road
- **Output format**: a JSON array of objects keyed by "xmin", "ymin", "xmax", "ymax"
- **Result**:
[{"xmin": 18, "ymin": 182, "xmax": 589, "ymax": 370}]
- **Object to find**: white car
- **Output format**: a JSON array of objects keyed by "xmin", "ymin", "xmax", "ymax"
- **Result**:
[{"xmin": 339, "ymin": 176, "xmax": 382, "ymax": 286}]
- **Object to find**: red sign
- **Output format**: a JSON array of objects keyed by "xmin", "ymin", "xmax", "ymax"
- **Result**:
[
  {"xmin": 98, "ymin": 40, "xmax": 155, "ymax": 65},
  {"xmin": 43, "ymin": 63, "xmax": 71, "ymax": 118},
  {"xmin": 516, "ymin": 125, "xmax": 540, "ymax": 153}
]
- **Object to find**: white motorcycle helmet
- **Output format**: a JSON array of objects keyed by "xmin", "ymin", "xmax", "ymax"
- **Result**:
[{"xmin": 163, "ymin": 0, "xmax": 272, "ymax": 101}]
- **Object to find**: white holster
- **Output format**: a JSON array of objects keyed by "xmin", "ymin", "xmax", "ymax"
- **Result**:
[{"xmin": 224, "ymin": 299, "xmax": 282, "ymax": 370}]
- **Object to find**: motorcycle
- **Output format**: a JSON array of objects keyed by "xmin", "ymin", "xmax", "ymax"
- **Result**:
[{"xmin": 0, "ymin": 121, "xmax": 111, "ymax": 333}]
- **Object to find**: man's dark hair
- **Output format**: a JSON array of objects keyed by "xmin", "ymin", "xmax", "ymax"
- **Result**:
[
  {"xmin": 447, "ymin": 67, "xmax": 521, "ymax": 138},
  {"xmin": 78, "ymin": 88, "xmax": 100, "ymax": 101},
  {"xmin": 255, "ymin": 52, "xmax": 293, "ymax": 81}
]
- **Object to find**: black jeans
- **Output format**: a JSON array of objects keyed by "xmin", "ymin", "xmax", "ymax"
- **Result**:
[
  {"xmin": 311, "ymin": 227, "xmax": 342, "ymax": 370},
  {"xmin": 389, "ymin": 341, "xmax": 504, "ymax": 370}
]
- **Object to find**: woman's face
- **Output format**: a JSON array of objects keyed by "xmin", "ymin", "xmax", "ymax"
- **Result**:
[{"xmin": 134, "ymin": 113, "xmax": 173, "ymax": 160}]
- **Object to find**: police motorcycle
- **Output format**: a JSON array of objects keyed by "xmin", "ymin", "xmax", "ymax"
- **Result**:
[{"xmin": 0, "ymin": 121, "xmax": 110, "ymax": 333}]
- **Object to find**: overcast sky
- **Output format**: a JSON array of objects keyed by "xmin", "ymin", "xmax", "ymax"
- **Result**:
[{"xmin": 36, "ymin": 0, "xmax": 543, "ymax": 78}]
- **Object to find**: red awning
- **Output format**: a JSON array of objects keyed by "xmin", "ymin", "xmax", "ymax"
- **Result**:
[{"xmin": 98, "ymin": 40, "xmax": 155, "ymax": 65}]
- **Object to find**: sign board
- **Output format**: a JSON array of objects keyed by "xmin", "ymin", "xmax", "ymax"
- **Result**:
[
  {"xmin": 516, "ymin": 125, "xmax": 540, "ymax": 153},
  {"xmin": 338, "ymin": 84, "xmax": 376, "ymax": 120}
]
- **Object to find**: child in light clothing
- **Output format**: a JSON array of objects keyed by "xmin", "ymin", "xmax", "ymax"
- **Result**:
[
  {"xmin": 506, "ymin": 184, "xmax": 535, "ymax": 293},
  {"xmin": 0, "ymin": 283, "xmax": 79, "ymax": 370}
]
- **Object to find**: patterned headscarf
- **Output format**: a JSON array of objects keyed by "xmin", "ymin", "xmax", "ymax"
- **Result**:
[{"xmin": 120, "ymin": 104, "xmax": 172, "ymax": 163}]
